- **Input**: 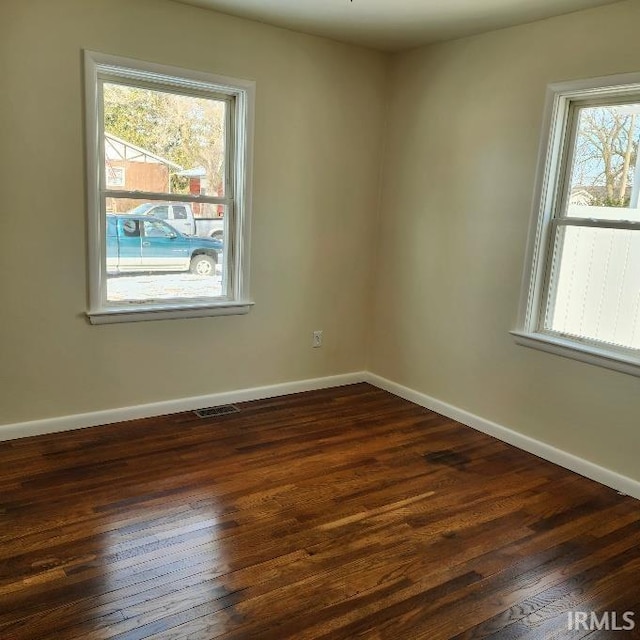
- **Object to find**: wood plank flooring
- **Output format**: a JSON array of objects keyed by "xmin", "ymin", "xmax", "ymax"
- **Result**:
[{"xmin": 0, "ymin": 383, "xmax": 639, "ymax": 639}]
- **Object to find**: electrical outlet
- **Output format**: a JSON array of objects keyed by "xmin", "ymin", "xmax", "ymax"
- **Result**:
[{"xmin": 312, "ymin": 330, "xmax": 323, "ymax": 348}]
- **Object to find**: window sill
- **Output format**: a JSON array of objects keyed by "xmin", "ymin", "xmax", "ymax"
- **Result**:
[
  {"xmin": 511, "ymin": 330, "xmax": 640, "ymax": 377},
  {"xmin": 87, "ymin": 301, "xmax": 254, "ymax": 324}
]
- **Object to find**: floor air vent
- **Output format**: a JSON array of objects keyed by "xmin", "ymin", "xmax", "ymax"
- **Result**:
[{"xmin": 194, "ymin": 405, "xmax": 240, "ymax": 418}]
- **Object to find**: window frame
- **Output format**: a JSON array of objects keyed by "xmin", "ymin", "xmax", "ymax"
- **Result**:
[
  {"xmin": 84, "ymin": 51, "xmax": 255, "ymax": 324},
  {"xmin": 513, "ymin": 72, "xmax": 640, "ymax": 377}
]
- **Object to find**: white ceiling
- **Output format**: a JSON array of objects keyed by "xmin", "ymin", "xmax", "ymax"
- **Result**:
[{"xmin": 175, "ymin": 0, "xmax": 622, "ymax": 51}]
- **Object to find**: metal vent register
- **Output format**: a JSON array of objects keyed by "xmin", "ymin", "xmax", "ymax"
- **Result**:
[{"xmin": 193, "ymin": 405, "xmax": 240, "ymax": 418}]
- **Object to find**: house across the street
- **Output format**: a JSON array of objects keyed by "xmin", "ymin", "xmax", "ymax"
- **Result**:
[{"xmin": 104, "ymin": 132, "xmax": 183, "ymax": 211}]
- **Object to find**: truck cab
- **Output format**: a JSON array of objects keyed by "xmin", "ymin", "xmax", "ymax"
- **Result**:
[{"xmin": 127, "ymin": 202, "xmax": 195, "ymax": 236}]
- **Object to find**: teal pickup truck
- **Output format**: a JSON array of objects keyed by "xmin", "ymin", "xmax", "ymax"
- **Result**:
[{"xmin": 106, "ymin": 214, "xmax": 223, "ymax": 276}]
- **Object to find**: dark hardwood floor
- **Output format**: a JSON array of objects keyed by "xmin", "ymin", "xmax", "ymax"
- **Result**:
[{"xmin": 1, "ymin": 383, "xmax": 639, "ymax": 639}]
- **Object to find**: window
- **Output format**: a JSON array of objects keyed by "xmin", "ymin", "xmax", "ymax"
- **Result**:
[
  {"xmin": 148, "ymin": 205, "xmax": 169, "ymax": 220},
  {"xmin": 106, "ymin": 166, "xmax": 125, "ymax": 187},
  {"xmin": 84, "ymin": 51, "xmax": 254, "ymax": 323},
  {"xmin": 514, "ymin": 73, "xmax": 640, "ymax": 376},
  {"xmin": 143, "ymin": 220, "xmax": 175, "ymax": 238}
]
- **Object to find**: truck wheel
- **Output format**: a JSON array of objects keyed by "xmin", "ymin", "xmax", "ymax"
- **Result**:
[{"xmin": 190, "ymin": 254, "xmax": 216, "ymax": 276}]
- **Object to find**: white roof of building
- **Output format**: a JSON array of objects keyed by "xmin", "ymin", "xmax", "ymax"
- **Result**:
[{"xmin": 105, "ymin": 132, "xmax": 184, "ymax": 170}]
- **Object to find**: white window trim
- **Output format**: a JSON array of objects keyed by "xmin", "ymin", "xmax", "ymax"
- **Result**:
[
  {"xmin": 513, "ymin": 71, "xmax": 640, "ymax": 377},
  {"xmin": 84, "ymin": 51, "xmax": 255, "ymax": 324}
]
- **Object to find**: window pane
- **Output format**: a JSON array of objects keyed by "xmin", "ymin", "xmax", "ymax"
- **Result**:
[
  {"xmin": 105, "ymin": 198, "xmax": 228, "ymax": 304},
  {"xmin": 566, "ymin": 104, "xmax": 640, "ymax": 221},
  {"xmin": 173, "ymin": 205, "xmax": 188, "ymax": 220},
  {"xmin": 545, "ymin": 225, "xmax": 640, "ymax": 349},
  {"xmin": 103, "ymin": 83, "xmax": 227, "ymax": 197}
]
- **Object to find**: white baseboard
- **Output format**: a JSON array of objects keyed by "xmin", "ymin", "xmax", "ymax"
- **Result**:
[
  {"xmin": 0, "ymin": 372, "xmax": 366, "ymax": 442},
  {"xmin": 4, "ymin": 369, "xmax": 638, "ymax": 501},
  {"xmin": 365, "ymin": 373, "xmax": 640, "ymax": 501}
]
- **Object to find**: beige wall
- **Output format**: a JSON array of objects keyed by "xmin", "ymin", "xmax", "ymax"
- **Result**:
[
  {"xmin": 0, "ymin": 0, "xmax": 387, "ymax": 424},
  {"xmin": 369, "ymin": 0, "xmax": 640, "ymax": 481},
  {"xmin": 2, "ymin": 0, "xmax": 638, "ymax": 485}
]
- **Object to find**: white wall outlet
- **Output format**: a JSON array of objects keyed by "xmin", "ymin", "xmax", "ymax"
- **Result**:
[{"xmin": 312, "ymin": 330, "xmax": 323, "ymax": 348}]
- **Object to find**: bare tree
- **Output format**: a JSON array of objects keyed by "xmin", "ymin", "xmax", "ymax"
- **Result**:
[
  {"xmin": 571, "ymin": 107, "xmax": 639, "ymax": 207},
  {"xmin": 103, "ymin": 84, "xmax": 227, "ymax": 197}
]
